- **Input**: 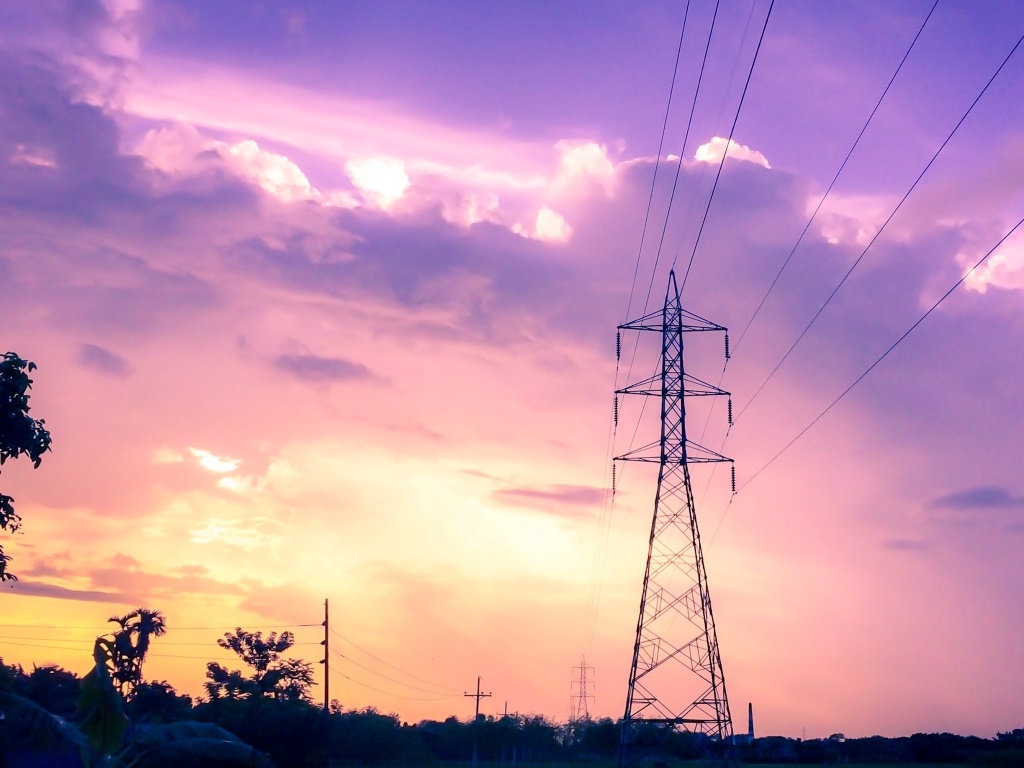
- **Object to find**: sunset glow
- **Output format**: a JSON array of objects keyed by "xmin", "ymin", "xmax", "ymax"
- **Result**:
[{"xmin": 2, "ymin": 0, "xmax": 1024, "ymax": 741}]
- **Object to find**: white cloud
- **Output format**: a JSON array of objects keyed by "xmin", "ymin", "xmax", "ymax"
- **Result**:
[
  {"xmin": 535, "ymin": 206, "xmax": 572, "ymax": 241},
  {"xmin": 963, "ymin": 243, "xmax": 1024, "ymax": 293},
  {"xmin": 138, "ymin": 123, "xmax": 322, "ymax": 202},
  {"xmin": 188, "ymin": 517, "xmax": 274, "ymax": 549},
  {"xmin": 553, "ymin": 140, "xmax": 616, "ymax": 193},
  {"xmin": 515, "ymin": 206, "xmax": 572, "ymax": 243},
  {"xmin": 346, "ymin": 156, "xmax": 411, "ymax": 209},
  {"xmin": 137, "ymin": 123, "xmax": 207, "ymax": 174},
  {"xmin": 226, "ymin": 139, "xmax": 320, "ymax": 202},
  {"xmin": 126, "ymin": 62, "xmax": 552, "ymax": 195},
  {"xmin": 694, "ymin": 136, "xmax": 771, "ymax": 169},
  {"xmin": 189, "ymin": 447, "xmax": 242, "ymax": 473}
]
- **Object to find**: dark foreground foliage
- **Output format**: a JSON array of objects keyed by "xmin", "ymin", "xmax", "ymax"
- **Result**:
[{"xmin": 4, "ymin": 658, "xmax": 1024, "ymax": 767}]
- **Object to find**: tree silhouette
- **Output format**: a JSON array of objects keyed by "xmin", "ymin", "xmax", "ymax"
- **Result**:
[
  {"xmin": 206, "ymin": 627, "xmax": 314, "ymax": 702},
  {"xmin": 125, "ymin": 680, "xmax": 193, "ymax": 724},
  {"xmin": 103, "ymin": 608, "xmax": 168, "ymax": 698},
  {"xmin": 0, "ymin": 352, "xmax": 52, "ymax": 581}
]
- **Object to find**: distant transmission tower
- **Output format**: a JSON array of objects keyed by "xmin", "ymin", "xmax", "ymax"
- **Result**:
[
  {"xmin": 570, "ymin": 656, "xmax": 595, "ymax": 722},
  {"xmin": 615, "ymin": 270, "xmax": 734, "ymax": 757}
]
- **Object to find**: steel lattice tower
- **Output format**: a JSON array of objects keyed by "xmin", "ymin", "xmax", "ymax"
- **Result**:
[
  {"xmin": 615, "ymin": 270, "xmax": 733, "ymax": 757},
  {"xmin": 570, "ymin": 657, "xmax": 595, "ymax": 723}
]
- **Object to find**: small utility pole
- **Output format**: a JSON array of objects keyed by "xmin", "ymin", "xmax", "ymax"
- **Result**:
[
  {"xmin": 465, "ymin": 676, "xmax": 492, "ymax": 768},
  {"xmin": 319, "ymin": 598, "xmax": 329, "ymax": 712},
  {"xmin": 464, "ymin": 675, "xmax": 492, "ymax": 719}
]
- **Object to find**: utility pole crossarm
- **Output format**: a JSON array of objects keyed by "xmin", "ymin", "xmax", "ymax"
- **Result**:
[{"xmin": 464, "ymin": 676, "xmax": 492, "ymax": 719}]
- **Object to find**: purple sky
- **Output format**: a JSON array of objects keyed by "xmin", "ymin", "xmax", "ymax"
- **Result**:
[{"xmin": 1, "ymin": 0, "xmax": 1024, "ymax": 739}]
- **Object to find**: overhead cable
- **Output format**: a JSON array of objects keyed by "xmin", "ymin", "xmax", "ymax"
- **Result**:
[
  {"xmin": 0, "ymin": 622, "xmax": 319, "ymax": 630},
  {"xmin": 329, "ymin": 627, "xmax": 459, "ymax": 693},
  {"xmin": 693, "ymin": 0, "xmax": 942, "ymax": 536},
  {"xmin": 331, "ymin": 667, "xmax": 461, "ymax": 702},
  {"xmin": 590, "ymin": 4, "xmax": 695, "ymax": 659},
  {"xmin": 740, "ymin": 214, "xmax": 1024, "ymax": 491},
  {"xmin": 678, "ymin": 0, "xmax": 776, "ymax": 293},
  {"xmin": 328, "ymin": 646, "xmax": 456, "ymax": 696},
  {"xmin": 622, "ymin": 0, "xmax": 693, "ymax": 326},
  {"xmin": 641, "ymin": 0, "xmax": 721, "ymax": 317},
  {"xmin": 731, "ymin": 0, "xmax": 941, "ymax": 355},
  {"xmin": 736, "ymin": 25, "xmax": 1024, "ymax": 422}
]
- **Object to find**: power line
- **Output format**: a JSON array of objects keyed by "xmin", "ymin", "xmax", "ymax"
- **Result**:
[
  {"xmin": 736, "ymin": 25, "xmax": 1024, "ymax": 423},
  {"xmin": 0, "ymin": 639, "xmax": 250, "ymax": 662},
  {"xmin": 678, "ymin": 0, "xmax": 775, "ymax": 293},
  {"xmin": 640, "ymin": 0, "xmax": 721, "ymax": 318},
  {"xmin": 731, "ymin": 0, "xmax": 941, "ymax": 355},
  {"xmin": 739, "ymin": 214, "xmax": 1024, "ymax": 491},
  {"xmin": 604, "ymin": 3, "xmax": 713, "ymax": 553},
  {"xmin": 0, "ymin": 639, "xmax": 92, "ymax": 652},
  {"xmin": 0, "ymin": 623, "xmax": 319, "ymax": 630},
  {"xmin": 175, "ymin": 624, "xmax": 321, "ymax": 630},
  {"xmin": 328, "ymin": 646, "xmax": 456, "ymax": 696},
  {"xmin": 329, "ymin": 627, "xmax": 459, "ymax": 693},
  {"xmin": 693, "ymin": 0, "xmax": 942, "ymax": 545},
  {"xmin": 609, "ymin": 2, "xmax": 756, "ymax": 550},
  {"xmin": 593, "ymin": 4, "xmax": 756, "ymax": 661},
  {"xmin": 329, "ymin": 666, "xmax": 460, "ymax": 702},
  {"xmin": 0, "ymin": 638, "xmax": 315, "ymax": 651},
  {"xmin": 623, "ymin": 0, "xmax": 692, "ymax": 325},
  {"xmin": 617, "ymin": 0, "xmax": 723, "ymax": 405}
]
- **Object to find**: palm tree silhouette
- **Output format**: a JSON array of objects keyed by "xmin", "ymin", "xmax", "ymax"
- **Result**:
[
  {"xmin": 105, "ymin": 607, "xmax": 167, "ymax": 698},
  {"xmin": 131, "ymin": 608, "xmax": 168, "ymax": 669}
]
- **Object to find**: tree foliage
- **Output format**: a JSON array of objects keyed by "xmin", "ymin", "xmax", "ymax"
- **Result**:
[
  {"xmin": 125, "ymin": 680, "xmax": 194, "ymax": 724},
  {"xmin": 0, "ymin": 351, "xmax": 52, "ymax": 580},
  {"xmin": 205, "ymin": 627, "xmax": 315, "ymax": 703},
  {"xmin": 103, "ymin": 607, "xmax": 168, "ymax": 698}
]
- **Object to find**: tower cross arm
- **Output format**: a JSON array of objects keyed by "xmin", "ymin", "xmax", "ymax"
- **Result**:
[
  {"xmin": 615, "ymin": 439, "xmax": 732, "ymax": 464},
  {"xmin": 619, "ymin": 308, "xmax": 727, "ymax": 334},
  {"xmin": 616, "ymin": 372, "xmax": 730, "ymax": 398}
]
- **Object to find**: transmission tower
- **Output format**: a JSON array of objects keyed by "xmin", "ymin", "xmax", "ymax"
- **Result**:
[
  {"xmin": 615, "ymin": 270, "xmax": 734, "ymax": 757},
  {"xmin": 569, "ymin": 656, "xmax": 595, "ymax": 722}
]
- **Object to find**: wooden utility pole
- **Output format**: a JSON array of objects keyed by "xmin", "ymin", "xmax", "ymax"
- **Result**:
[
  {"xmin": 319, "ymin": 598, "xmax": 329, "ymax": 711},
  {"xmin": 464, "ymin": 676, "xmax": 491, "ymax": 768},
  {"xmin": 464, "ymin": 675, "xmax": 491, "ymax": 719}
]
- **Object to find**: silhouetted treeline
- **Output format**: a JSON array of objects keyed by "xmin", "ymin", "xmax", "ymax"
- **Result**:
[
  {"xmin": 737, "ymin": 731, "xmax": 1024, "ymax": 765},
  {"xmin": 4, "ymin": 658, "xmax": 1024, "ymax": 767}
]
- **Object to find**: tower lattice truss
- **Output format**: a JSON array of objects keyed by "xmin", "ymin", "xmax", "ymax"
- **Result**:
[
  {"xmin": 570, "ymin": 657, "xmax": 595, "ymax": 722},
  {"xmin": 616, "ymin": 270, "xmax": 733, "ymax": 741}
]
